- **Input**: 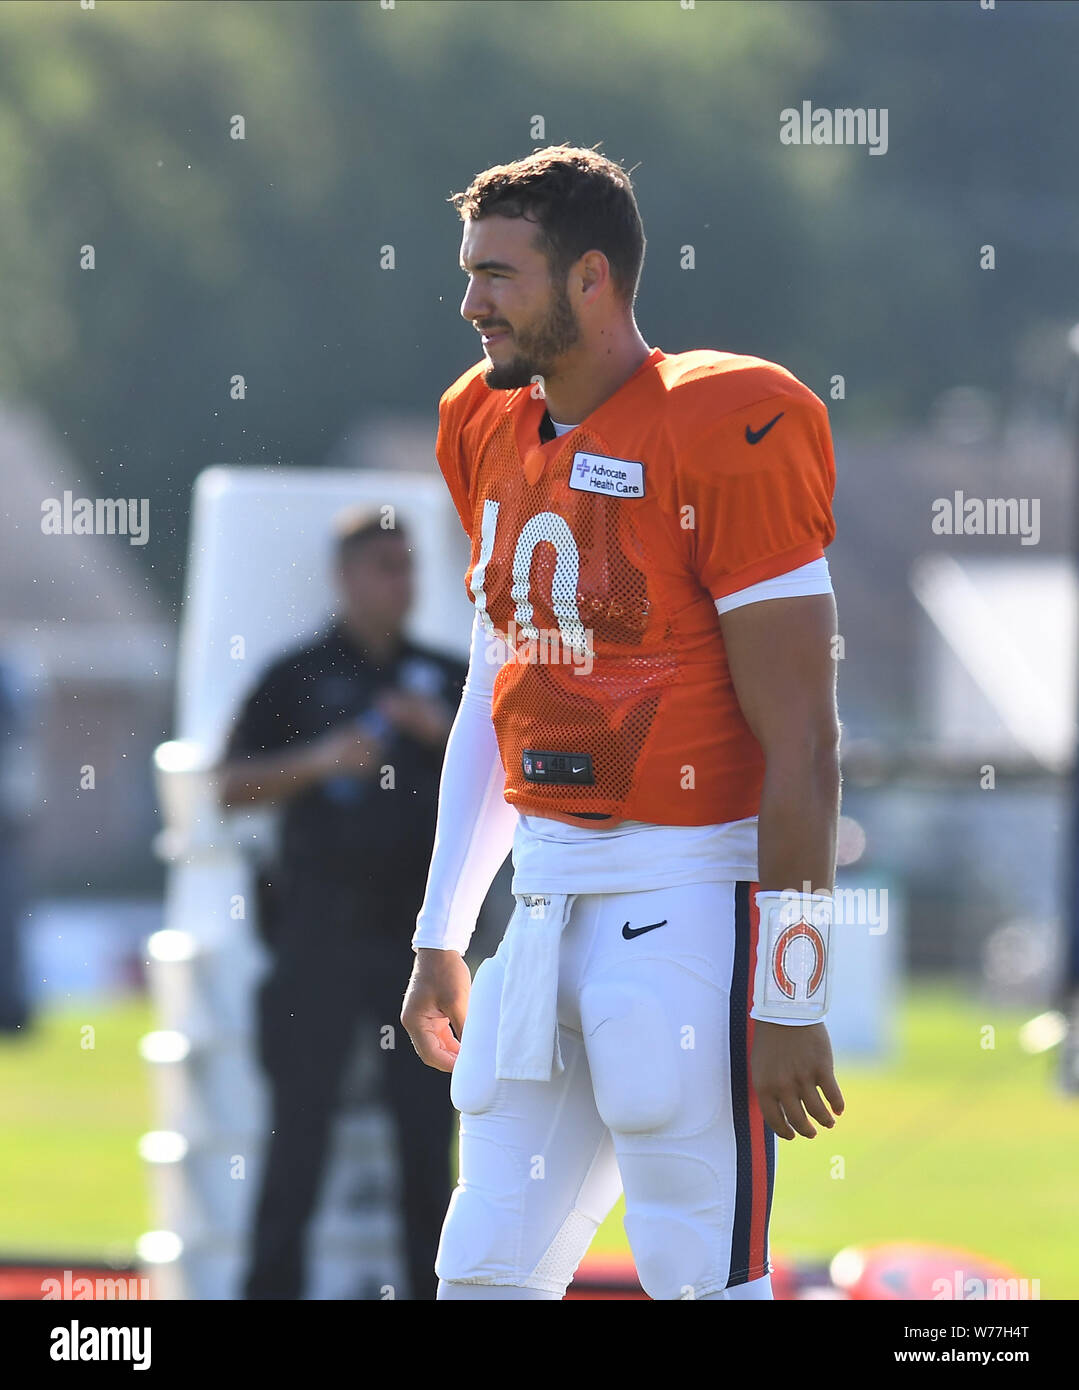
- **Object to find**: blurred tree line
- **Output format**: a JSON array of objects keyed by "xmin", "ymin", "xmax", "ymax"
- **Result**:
[{"xmin": 0, "ymin": 0, "xmax": 1076, "ymax": 602}]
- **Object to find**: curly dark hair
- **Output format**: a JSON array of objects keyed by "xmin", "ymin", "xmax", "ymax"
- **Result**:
[{"xmin": 449, "ymin": 144, "xmax": 646, "ymax": 306}]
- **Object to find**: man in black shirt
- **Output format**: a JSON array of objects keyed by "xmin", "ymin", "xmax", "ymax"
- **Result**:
[{"xmin": 218, "ymin": 507, "xmax": 465, "ymax": 1300}]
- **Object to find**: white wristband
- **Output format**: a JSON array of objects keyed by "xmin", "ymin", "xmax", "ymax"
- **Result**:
[{"xmin": 751, "ymin": 889, "xmax": 832, "ymax": 1024}]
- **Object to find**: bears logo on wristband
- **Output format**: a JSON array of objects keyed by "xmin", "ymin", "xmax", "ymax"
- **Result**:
[{"xmin": 771, "ymin": 919, "xmax": 827, "ymax": 1002}]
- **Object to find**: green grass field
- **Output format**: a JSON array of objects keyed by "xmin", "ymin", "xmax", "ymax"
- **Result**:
[{"xmin": 2, "ymin": 984, "xmax": 1077, "ymax": 1295}]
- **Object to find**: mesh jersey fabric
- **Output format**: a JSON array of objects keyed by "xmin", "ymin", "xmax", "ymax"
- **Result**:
[{"xmin": 435, "ymin": 346, "xmax": 836, "ymax": 826}]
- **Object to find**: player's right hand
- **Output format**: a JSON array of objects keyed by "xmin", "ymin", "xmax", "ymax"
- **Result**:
[
  {"xmin": 401, "ymin": 948, "xmax": 472, "ymax": 1072},
  {"xmin": 750, "ymin": 1019, "xmax": 844, "ymax": 1140}
]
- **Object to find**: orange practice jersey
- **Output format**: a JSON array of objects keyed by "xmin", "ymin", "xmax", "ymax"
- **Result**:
[{"xmin": 435, "ymin": 346, "xmax": 836, "ymax": 826}]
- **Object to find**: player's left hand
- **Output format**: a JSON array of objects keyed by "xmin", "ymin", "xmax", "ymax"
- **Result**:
[{"xmin": 750, "ymin": 1020, "xmax": 844, "ymax": 1140}]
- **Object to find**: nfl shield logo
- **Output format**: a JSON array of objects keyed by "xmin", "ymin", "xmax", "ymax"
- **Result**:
[{"xmin": 523, "ymin": 755, "xmax": 532, "ymax": 775}]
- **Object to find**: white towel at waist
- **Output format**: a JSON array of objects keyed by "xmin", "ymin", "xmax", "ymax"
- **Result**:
[
  {"xmin": 493, "ymin": 813, "xmax": 759, "ymax": 1081},
  {"xmin": 495, "ymin": 891, "xmax": 576, "ymax": 1082}
]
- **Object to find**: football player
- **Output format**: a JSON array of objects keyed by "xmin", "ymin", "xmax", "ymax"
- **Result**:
[{"xmin": 401, "ymin": 144, "xmax": 844, "ymax": 1301}]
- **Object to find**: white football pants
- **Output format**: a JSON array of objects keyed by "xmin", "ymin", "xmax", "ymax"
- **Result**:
[{"xmin": 435, "ymin": 880, "xmax": 776, "ymax": 1300}]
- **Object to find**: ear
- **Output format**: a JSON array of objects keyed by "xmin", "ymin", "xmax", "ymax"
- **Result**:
[{"xmin": 576, "ymin": 248, "xmax": 612, "ymax": 301}]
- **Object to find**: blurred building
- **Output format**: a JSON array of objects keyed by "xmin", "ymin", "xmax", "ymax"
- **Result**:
[{"xmin": 0, "ymin": 400, "xmax": 173, "ymax": 900}]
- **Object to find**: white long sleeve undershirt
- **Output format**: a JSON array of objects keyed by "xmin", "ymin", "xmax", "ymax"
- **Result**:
[{"xmin": 411, "ymin": 614, "xmax": 515, "ymax": 953}]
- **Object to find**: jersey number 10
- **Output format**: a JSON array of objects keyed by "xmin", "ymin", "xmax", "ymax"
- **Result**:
[{"xmin": 470, "ymin": 500, "xmax": 591, "ymax": 656}]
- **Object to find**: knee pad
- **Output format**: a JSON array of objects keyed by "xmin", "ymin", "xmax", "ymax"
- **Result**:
[
  {"xmin": 623, "ymin": 1207, "xmax": 718, "ymax": 1302},
  {"xmin": 618, "ymin": 1143, "xmax": 732, "ymax": 1301},
  {"xmin": 435, "ymin": 1183, "xmax": 516, "ymax": 1284},
  {"xmin": 579, "ymin": 975, "xmax": 680, "ymax": 1133},
  {"xmin": 449, "ymin": 955, "xmax": 505, "ymax": 1116},
  {"xmin": 436, "ymin": 1182, "xmax": 597, "ymax": 1294}
]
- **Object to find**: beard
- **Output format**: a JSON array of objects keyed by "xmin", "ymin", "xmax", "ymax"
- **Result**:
[{"xmin": 482, "ymin": 281, "xmax": 581, "ymax": 391}]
